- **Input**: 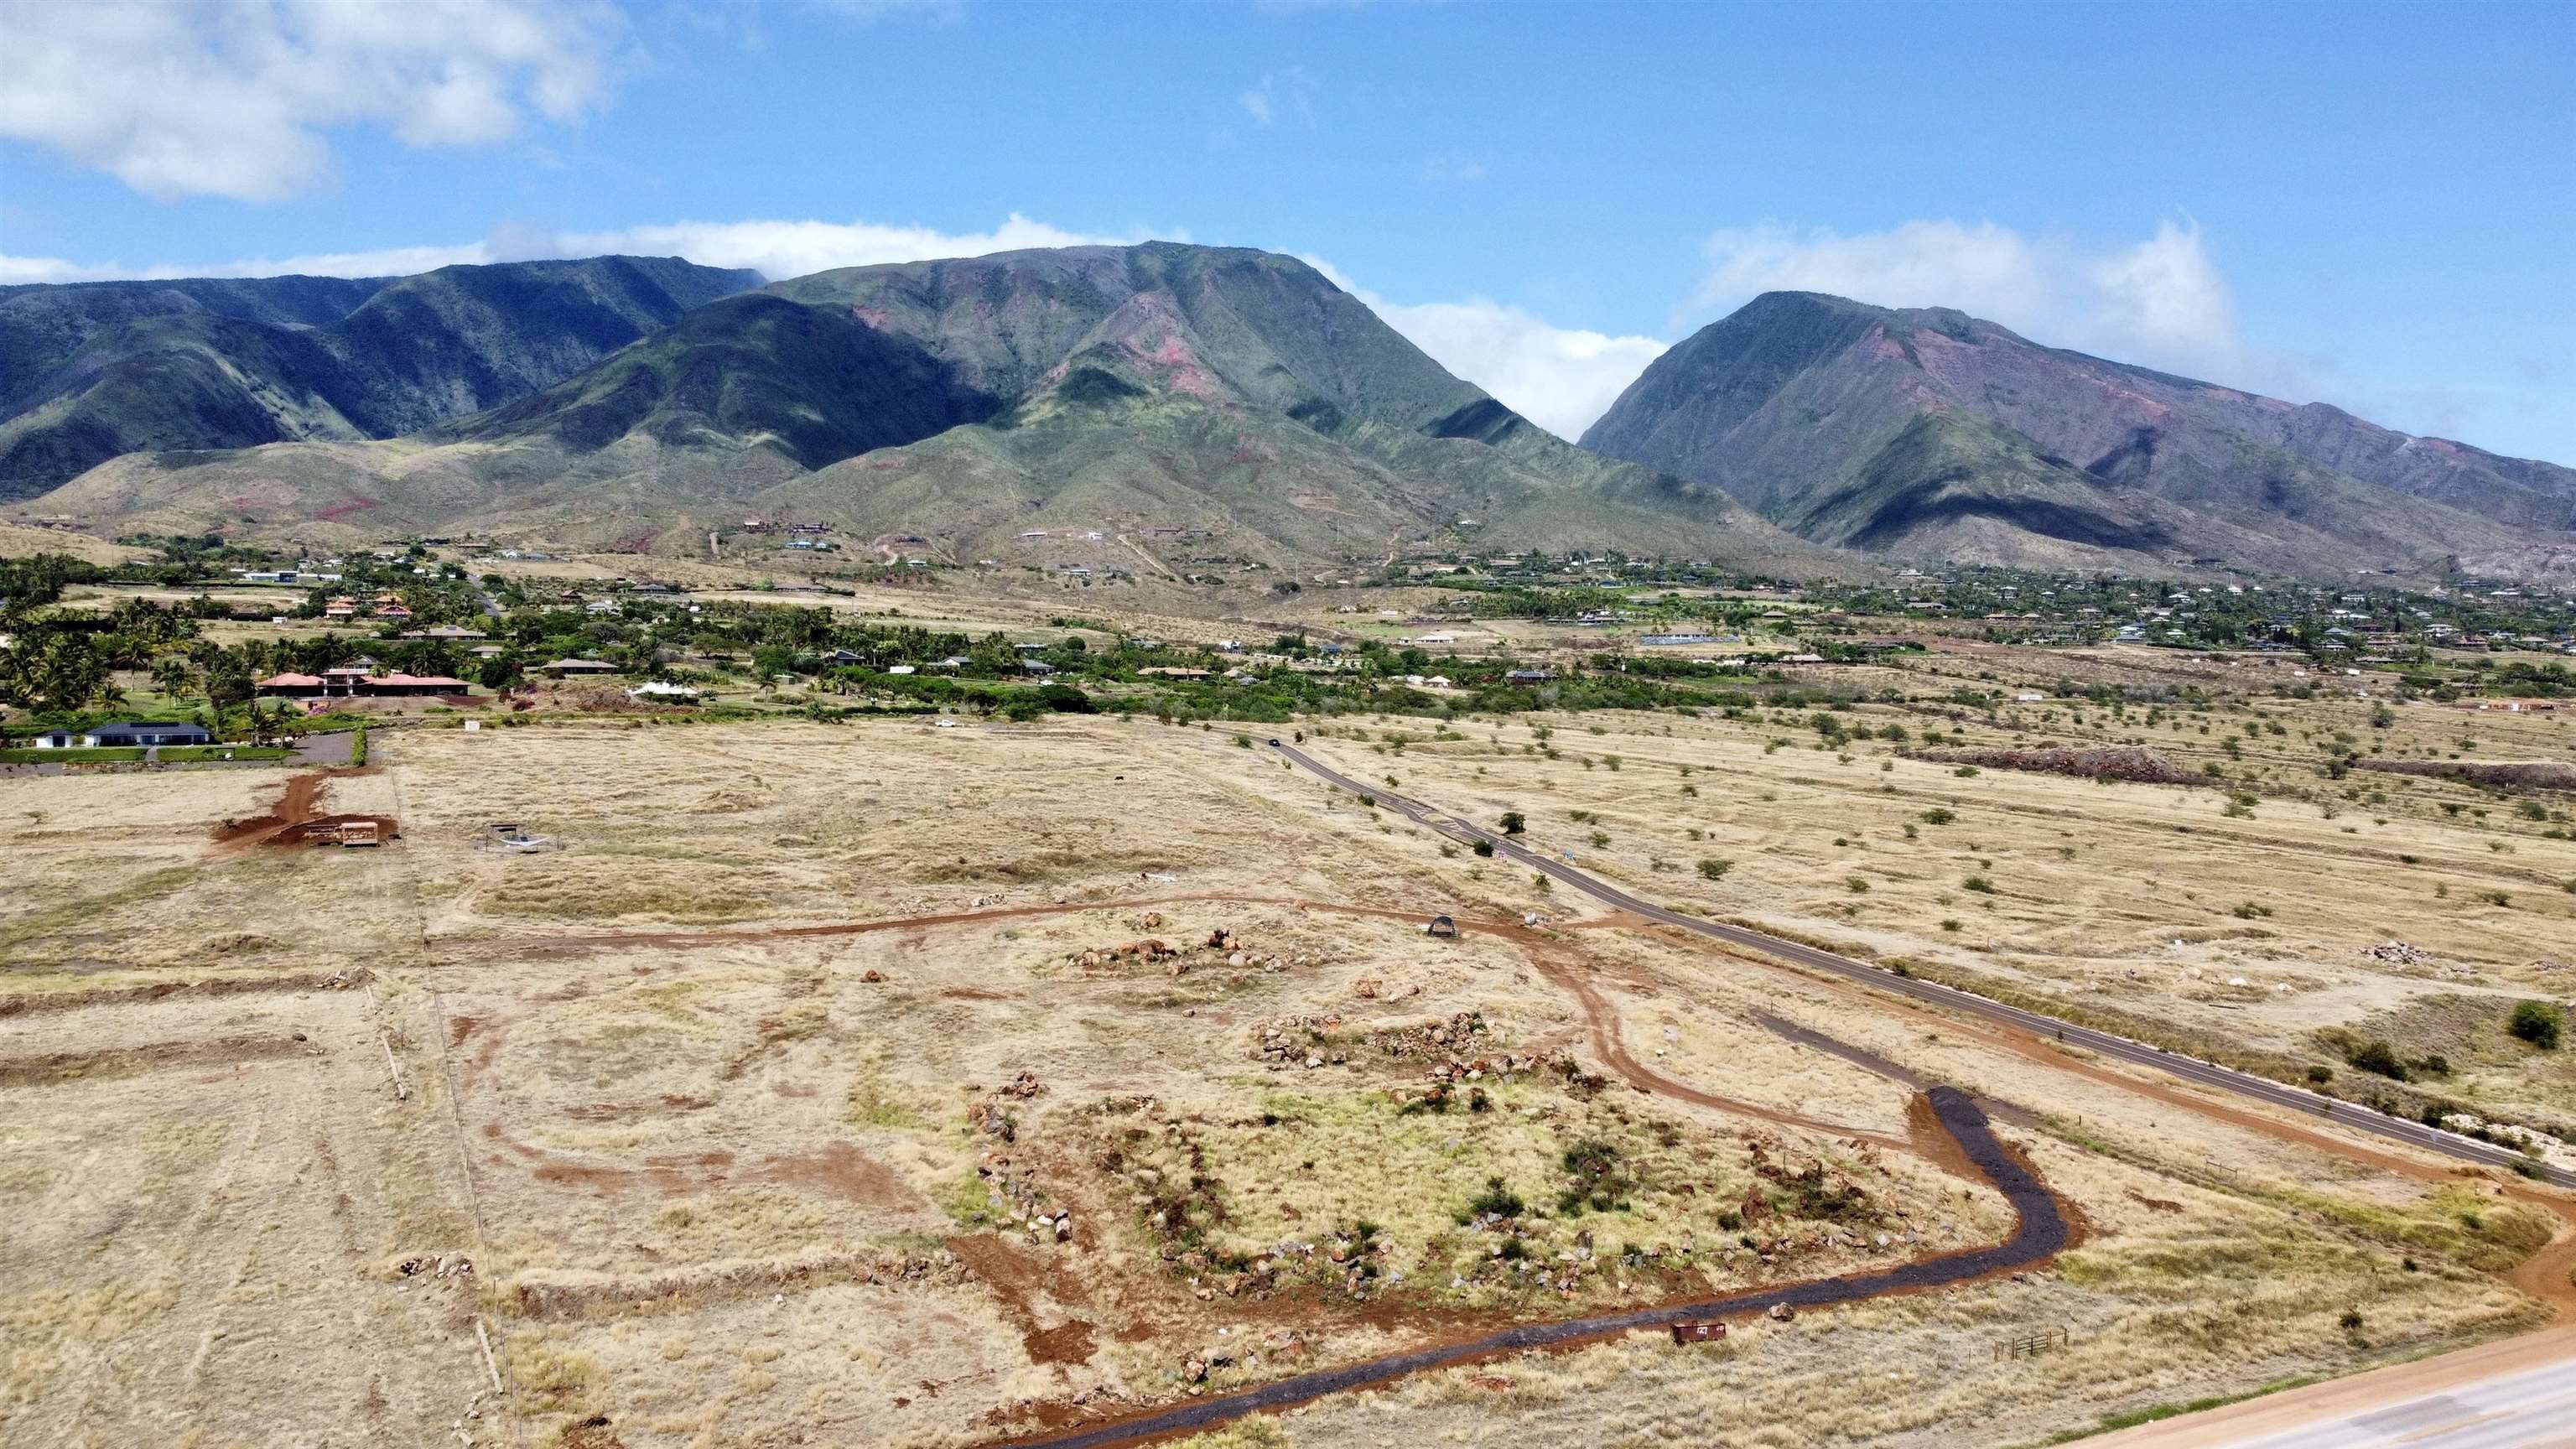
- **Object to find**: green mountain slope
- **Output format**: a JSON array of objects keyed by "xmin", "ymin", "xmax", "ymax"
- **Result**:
[
  {"xmin": 0, "ymin": 257, "xmax": 760, "ymax": 501},
  {"xmin": 28, "ymin": 245, "xmax": 1821, "ymax": 573},
  {"xmin": 1581, "ymin": 291, "xmax": 2576, "ymax": 574}
]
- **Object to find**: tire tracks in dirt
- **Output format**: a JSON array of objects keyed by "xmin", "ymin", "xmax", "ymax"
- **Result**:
[
  {"xmin": 982, "ymin": 1087, "xmax": 2069, "ymax": 1449},
  {"xmin": 442, "ymin": 891, "xmax": 2075, "ymax": 1448}
]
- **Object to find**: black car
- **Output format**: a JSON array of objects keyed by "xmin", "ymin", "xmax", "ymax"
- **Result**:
[{"xmin": 1267, "ymin": 737, "xmax": 1282, "ymax": 746}]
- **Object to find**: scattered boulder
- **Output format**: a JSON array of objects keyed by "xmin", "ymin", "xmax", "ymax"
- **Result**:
[
  {"xmin": 397, "ymin": 1253, "xmax": 475, "ymax": 1280},
  {"xmin": 1766, "ymin": 1302, "xmax": 1796, "ymax": 1322}
]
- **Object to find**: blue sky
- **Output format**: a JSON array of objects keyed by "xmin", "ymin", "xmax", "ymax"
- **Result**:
[{"xmin": 3, "ymin": 0, "xmax": 2572, "ymax": 460}]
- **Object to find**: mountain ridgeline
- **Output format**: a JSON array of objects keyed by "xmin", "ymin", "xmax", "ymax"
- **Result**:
[
  {"xmin": 1580, "ymin": 291, "xmax": 2576, "ymax": 576},
  {"xmin": 23, "ymin": 244, "xmax": 1812, "ymax": 570},
  {"xmin": 0, "ymin": 257, "xmax": 763, "ymax": 501},
  {"xmin": 7, "ymin": 248, "xmax": 2570, "ymax": 579}
]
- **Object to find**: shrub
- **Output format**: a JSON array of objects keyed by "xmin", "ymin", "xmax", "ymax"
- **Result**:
[
  {"xmin": 2509, "ymin": 1000, "xmax": 2563, "ymax": 1051},
  {"xmin": 1920, "ymin": 808, "xmax": 1956, "ymax": 825},
  {"xmin": 1697, "ymin": 859, "xmax": 1732, "ymax": 880},
  {"xmin": 1499, "ymin": 811, "xmax": 1525, "ymax": 835},
  {"xmin": 1845, "ymin": 875, "xmax": 1870, "ymax": 894},
  {"xmin": 1472, "ymin": 839, "xmax": 1494, "ymax": 858},
  {"xmin": 1460, "ymin": 1176, "xmax": 1525, "ymax": 1222},
  {"xmin": 2346, "ymin": 1038, "xmax": 2408, "ymax": 1081},
  {"xmin": 1962, "ymin": 875, "xmax": 1995, "ymax": 895}
]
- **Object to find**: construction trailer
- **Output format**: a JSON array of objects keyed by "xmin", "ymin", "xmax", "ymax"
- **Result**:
[
  {"xmin": 1670, "ymin": 1322, "xmax": 1727, "ymax": 1344},
  {"xmin": 337, "ymin": 821, "xmax": 382, "ymax": 848}
]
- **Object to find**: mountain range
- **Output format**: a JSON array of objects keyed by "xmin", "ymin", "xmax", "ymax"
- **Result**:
[
  {"xmin": 4, "ymin": 245, "xmax": 2569, "ymax": 580},
  {"xmin": 10, "ymin": 245, "xmax": 1813, "ymax": 572},
  {"xmin": 1581, "ymin": 292, "xmax": 2576, "ymax": 577},
  {"xmin": 0, "ymin": 257, "xmax": 761, "ymax": 501}
]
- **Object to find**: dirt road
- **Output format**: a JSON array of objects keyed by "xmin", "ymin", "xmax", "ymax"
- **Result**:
[
  {"xmin": 1267, "ymin": 739, "xmax": 2575, "ymax": 1189},
  {"xmin": 989, "ymin": 1086, "xmax": 2068, "ymax": 1449}
]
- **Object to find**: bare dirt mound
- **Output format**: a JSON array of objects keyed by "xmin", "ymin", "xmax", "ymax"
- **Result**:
[
  {"xmin": 0, "ymin": 1032, "xmax": 314, "ymax": 1088},
  {"xmin": 212, "ymin": 769, "xmax": 399, "ymax": 848},
  {"xmin": 0, "ymin": 968, "xmax": 366, "ymax": 1019},
  {"xmin": 948, "ymin": 1233, "xmax": 1100, "ymax": 1369}
]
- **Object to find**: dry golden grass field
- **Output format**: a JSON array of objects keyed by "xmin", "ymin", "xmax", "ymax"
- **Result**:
[{"xmin": 3, "ymin": 683, "xmax": 2571, "ymax": 1448}]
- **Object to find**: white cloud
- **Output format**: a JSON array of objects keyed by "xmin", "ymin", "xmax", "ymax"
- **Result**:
[
  {"xmin": 0, "ymin": 213, "xmax": 1172, "ymax": 287},
  {"xmin": 1420, "ymin": 153, "xmax": 1491, "ymax": 184},
  {"xmin": 0, "ymin": 242, "xmax": 494, "ymax": 285},
  {"xmin": 1687, "ymin": 217, "xmax": 2252, "ymax": 387},
  {"xmin": 527, "ymin": 213, "xmax": 1164, "ymax": 279},
  {"xmin": 1304, "ymin": 257, "xmax": 1665, "ymax": 440},
  {"xmin": 1238, "ymin": 68, "xmax": 1317, "ymax": 129},
  {"xmin": 1376, "ymin": 299, "xmax": 1665, "ymax": 439},
  {"xmin": 0, "ymin": 0, "xmax": 624, "ymax": 202}
]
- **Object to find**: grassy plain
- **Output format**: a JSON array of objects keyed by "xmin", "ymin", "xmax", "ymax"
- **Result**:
[{"xmin": 0, "ymin": 671, "xmax": 2568, "ymax": 1447}]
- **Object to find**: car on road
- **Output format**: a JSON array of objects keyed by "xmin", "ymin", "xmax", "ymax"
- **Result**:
[{"xmin": 1267, "ymin": 737, "xmax": 1281, "ymax": 745}]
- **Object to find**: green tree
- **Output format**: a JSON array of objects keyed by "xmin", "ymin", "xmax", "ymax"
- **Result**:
[
  {"xmin": 0, "ymin": 630, "xmax": 112, "ymax": 713},
  {"xmin": 1499, "ymin": 811, "xmax": 1526, "ymax": 834},
  {"xmin": 2509, "ymin": 1000, "xmax": 2563, "ymax": 1051},
  {"xmin": 150, "ymin": 655, "xmax": 194, "ymax": 704}
]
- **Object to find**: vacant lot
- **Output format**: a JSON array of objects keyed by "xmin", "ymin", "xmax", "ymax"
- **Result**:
[
  {"xmin": 0, "ymin": 712, "xmax": 2564, "ymax": 1447},
  {"xmin": 1310, "ymin": 691, "xmax": 2576, "ymax": 1136}
]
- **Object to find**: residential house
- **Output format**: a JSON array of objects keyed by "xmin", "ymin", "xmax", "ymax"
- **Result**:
[{"xmin": 82, "ymin": 721, "xmax": 216, "ymax": 747}]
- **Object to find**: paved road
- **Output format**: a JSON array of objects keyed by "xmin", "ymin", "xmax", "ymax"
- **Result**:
[
  {"xmin": 2231, "ymin": 1363, "xmax": 2576, "ymax": 1448},
  {"xmin": 998, "ymin": 1087, "xmax": 2065, "ymax": 1449},
  {"xmin": 1266, "ymin": 740, "xmax": 2576, "ymax": 1190},
  {"xmin": 2086, "ymin": 1329, "xmax": 2576, "ymax": 1448}
]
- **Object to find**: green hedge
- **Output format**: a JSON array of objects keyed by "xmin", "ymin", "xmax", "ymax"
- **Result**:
[{"xmin": 0, "ymin": 746, "xmax": 146, "ymax": 763}]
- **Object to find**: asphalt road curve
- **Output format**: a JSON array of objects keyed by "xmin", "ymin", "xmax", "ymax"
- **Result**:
[
  {"xmin": 1265, "ymin": 740, "xmax": 2575, "ymax": 1191},
  {"xmin": 998, "ymin": 1086, "xmax": 2064, "ymax": 1449}
]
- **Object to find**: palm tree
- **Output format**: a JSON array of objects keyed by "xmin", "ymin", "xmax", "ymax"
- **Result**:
[{"xmin": 150, "ymin": 656, "xmax": 193, "ymax": 706}]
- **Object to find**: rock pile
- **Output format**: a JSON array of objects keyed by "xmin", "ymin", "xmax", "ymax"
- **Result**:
[
  {"xmin": 1070, "ymin": 922, "xmax": 1291, "ymax": 977},
  {"xmin": 976, "ymin": 1152, "xmax": 1074, "ymax": 1244}
]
